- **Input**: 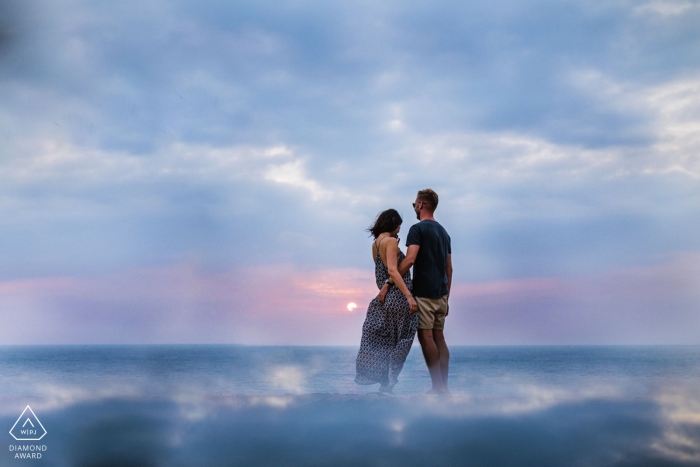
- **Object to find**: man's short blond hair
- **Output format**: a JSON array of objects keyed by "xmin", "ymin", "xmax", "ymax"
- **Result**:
[{"xmin": 416, "ymin": 189, "xmax": 439, "ymax": 212}]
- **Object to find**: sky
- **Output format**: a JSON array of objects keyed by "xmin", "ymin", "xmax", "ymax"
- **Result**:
[{"xmin": 0, "ymin": 0, "xmax": 699, "ymax": 345}]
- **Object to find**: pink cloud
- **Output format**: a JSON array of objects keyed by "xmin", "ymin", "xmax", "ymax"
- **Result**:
[
  {"xmin": 0, "ymin": 277, "xmax": 79, "ymax": 295},
  {"xmin": 0, "ymin": 252, "xmax": 698, "ymax": 345},
  {"xmin": 450, "ymin": 252, "xmax": 700, "ymax": 344},
  {"xmin": 0, "ymin": 263, "xmax": 378, "ymax": 345},
  {"xmin": 451, "ymin": 277, "xmax": 567, "ymax": 299}
]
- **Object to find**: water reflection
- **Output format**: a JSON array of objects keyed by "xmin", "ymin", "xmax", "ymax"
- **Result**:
[
  {"xmin": 1, "ymin": 346, "xmax": 699, "ymax": 466},
  {"xmin": 1, "ymin": 391, "xmax": 698, "ymax": 467}
]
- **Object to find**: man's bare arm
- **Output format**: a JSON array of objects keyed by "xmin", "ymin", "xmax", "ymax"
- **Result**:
[
  {"xmin": 446, "ymin": 254, "xmax": 453, "ymax": 295},
  {"xmin": 446, "ymin": 253, "xmax": 453, "ymax": 316},
  {"xmin": 386, "ymin": 239, "xmax": 418, "ymax": 313},
  {"xmin": 398, "ymin": 244, "xmax": 420, "ymax": 277}
]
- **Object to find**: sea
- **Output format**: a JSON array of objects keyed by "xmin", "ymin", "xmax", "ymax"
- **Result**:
[{"xmin": 1, "ymin": 345, "xmax": 699, "ymax": 466}]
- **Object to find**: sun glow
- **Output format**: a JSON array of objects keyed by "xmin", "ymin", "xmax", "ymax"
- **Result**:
[{"xmin": 347, "ymin": 302, "xmax": 357, "ymax": 311}]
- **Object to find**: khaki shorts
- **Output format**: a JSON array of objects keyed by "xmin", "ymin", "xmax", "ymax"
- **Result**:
[{"xmin": 416, "ymin": 295, "xmax": 449, "ymax": 330}]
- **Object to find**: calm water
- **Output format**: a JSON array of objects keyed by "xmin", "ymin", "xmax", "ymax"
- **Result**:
[{"xmin": 1, "ymin": 345, "xmax": 699, "ymax": 466}]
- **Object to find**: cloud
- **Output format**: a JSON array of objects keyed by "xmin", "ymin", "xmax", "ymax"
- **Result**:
[
  {"xmin": 4, "ymin": 77, "xmax": 700, "ymax": 279},
  {"xmin": 0, "ymin": 262, "xmax": 376, "ymax": 344},
  {"xmin": 450, "ymin": 251, "xmax": 700, "ymax": 344},
  {"xmin": 0, "ymin": 0, "xmax": 699, "ymax": 344},
  {"xmin": 0, "ymin": 252, "xmax": 698, "ymax": 345},
  {"xmin": 634, "ymin": 1, "xmax": 699, "ymax": 17},
  {"xmin": 3, "ymin": 0, "xmax": 698, "ymax": 150}
]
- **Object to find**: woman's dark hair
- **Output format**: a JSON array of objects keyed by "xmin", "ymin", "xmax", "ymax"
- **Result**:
[{"xmin": 368, "ymin": 209, "xmax": 403, "ymax": 239}]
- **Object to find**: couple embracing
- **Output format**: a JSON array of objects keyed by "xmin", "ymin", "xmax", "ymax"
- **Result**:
[{"xmin": 355, "ymin": 189, "xmax": 453, "ymax": 394}]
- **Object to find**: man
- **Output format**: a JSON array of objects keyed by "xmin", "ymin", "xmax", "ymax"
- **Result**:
[{"xmin": 378, "ymin": 188, "xmax": 452, "ymax": 393}]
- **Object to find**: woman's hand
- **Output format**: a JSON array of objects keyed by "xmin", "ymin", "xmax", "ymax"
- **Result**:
[
  {"xmin": 377, "ymin": 283, "xmax": 390, "ymax": 304},
  {"xmin": 407, "ymin": 296, "xmax": 418, "ymax": 314}
]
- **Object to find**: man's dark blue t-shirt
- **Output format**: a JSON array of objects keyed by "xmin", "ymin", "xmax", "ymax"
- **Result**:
[{"xmin": 406, "ymin": 220, "xmax": 451, "ymax": 298}]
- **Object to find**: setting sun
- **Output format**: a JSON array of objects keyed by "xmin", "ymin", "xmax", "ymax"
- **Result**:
[{"xmin": 347, "ymin": 302, "xmax": 357, "ymax": 311}]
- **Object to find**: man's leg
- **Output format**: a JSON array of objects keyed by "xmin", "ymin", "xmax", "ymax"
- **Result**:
[
  {"xmin": 417, "ymin": 329, "xmax": 446, "ymax": 393},
  {"xmin": 432, "ymin": 330, "xmax": 449, "ymax": 390}
]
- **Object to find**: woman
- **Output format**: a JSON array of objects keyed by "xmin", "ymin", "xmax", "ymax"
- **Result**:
[{"xmin": 355, "ymin": 209, "xmax": 418, "ymax": 393}]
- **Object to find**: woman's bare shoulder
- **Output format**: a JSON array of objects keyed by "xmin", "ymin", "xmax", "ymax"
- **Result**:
[{"xmin": 382, "ymin": 237, "xmax": 400, "ymax": 252}]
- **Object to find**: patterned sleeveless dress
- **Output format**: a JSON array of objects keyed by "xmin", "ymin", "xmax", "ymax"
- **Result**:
[{"xmin": 355, "ymin": 237, "xmax": 418, "ymax": 392}]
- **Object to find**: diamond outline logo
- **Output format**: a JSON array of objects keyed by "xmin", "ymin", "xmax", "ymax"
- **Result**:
[{"xmin": 9, "ymin": 406, "xmax": 47, "ymax": 441}]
